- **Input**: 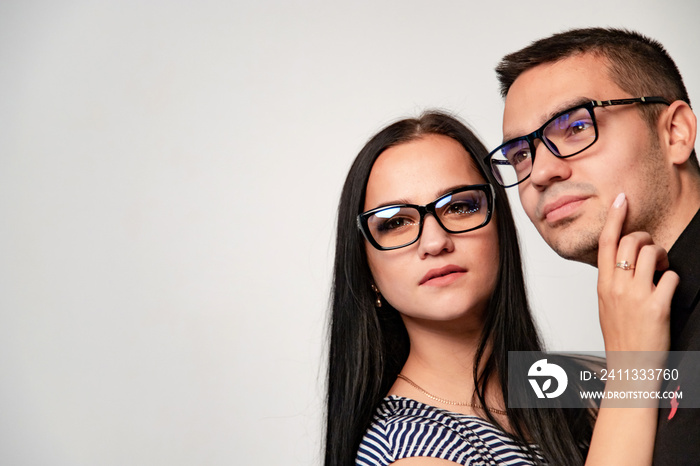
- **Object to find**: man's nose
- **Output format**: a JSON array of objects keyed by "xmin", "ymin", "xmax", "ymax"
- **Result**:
[{"xmin": 528, "ymin": 140, "xmax": 572, "ymax": 189}]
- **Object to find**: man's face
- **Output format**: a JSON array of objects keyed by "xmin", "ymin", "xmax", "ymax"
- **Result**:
[{"xmin": 502, "ymin": 53, "xmax": 671, "ymax": 265}]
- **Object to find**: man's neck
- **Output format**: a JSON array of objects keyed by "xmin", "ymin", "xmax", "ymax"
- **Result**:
[{"xmin": 655, "ymin": 169, "xmax": 700, "ymax": 251}]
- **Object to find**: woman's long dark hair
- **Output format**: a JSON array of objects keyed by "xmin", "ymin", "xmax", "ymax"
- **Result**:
[{"xmin": 325, "ymin": 111, "xmax": 594, "ymax": 465}]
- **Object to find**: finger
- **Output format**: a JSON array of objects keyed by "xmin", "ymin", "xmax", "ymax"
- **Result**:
[
  {"xmin": 598, "ymin": 193, "xmax": 628, "ymax": 282},
  {"xmin": 634, "ymin": 244, "xmax": 670, "ymax": 284},
  {"xmin": 614, "ymin": 231, "xmax": 654, "ymax": 274},
  {"xmin": 655, "ymin": 270, "xmax": 680, "ymax": 309}
]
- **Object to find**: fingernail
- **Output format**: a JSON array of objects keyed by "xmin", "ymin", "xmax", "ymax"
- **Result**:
[{"xmin": 613, "ymin": 193, "xmax": 626, "ymax": 208}]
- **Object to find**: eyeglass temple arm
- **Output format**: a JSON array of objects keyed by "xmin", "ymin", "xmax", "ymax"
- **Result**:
[
  {"xmin": 491, "ymin": 159, "xmax": 513, "ymax": 166},
  {"xmin": 592, "ymin": 96, "xmax": 671, "ymax": 107}
]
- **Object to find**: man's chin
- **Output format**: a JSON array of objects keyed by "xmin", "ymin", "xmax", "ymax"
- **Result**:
[
  {"xmin": 545, "ymin": 232, "xmax": 600, "ymax": 267},
  {"xmin": 555, "ymin": 244, "xmax": 599, "ymax": 266}
]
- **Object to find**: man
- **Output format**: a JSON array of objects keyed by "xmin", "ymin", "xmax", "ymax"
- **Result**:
[{"xmin": 490, "ymin": 28, "xmax": 700, "ymax": 464}]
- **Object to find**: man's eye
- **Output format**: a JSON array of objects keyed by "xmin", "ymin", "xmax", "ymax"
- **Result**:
[
  {"xmin": 569, "ymin": 119, "xmax": 593, "ymax": 134},
  {"xmin": 508, "ymin": 149, "xmax": 531, "ymax": 167}
]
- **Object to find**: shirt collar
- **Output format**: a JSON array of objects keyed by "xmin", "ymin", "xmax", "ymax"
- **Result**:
[
  {"xmin": 667, "ymin": 207, "xmax": 700, "ymax": 309},
  {"xmin": 665, "ymin": 207, "xmax": 700, "ymax": 348}
]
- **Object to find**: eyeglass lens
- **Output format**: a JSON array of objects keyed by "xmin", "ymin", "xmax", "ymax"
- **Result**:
[
  {"xmin": 365, "ymin": 189, "xmax": 488, "ymax": 249},
  {"xmin": 491, "ymin": 106, "xmax": 596, "ymax": 187}
]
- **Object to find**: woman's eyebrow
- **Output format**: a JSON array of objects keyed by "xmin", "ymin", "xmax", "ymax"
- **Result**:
[
  {"xmin": 368, "ymin": 198, "xmax": 412, "ymax": 210},
  {"xmin": 368, "ymin": 184, "xmax": 478, "ymax": 210},
  {"xmin": 434, "ymin": 184, "xmax": 473, "ymax": 198}
]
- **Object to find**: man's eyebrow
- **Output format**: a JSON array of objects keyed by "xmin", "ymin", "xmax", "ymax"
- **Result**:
[{"xmin": 502, "ymin": 96, "xmax": 593, "ymax": 142}]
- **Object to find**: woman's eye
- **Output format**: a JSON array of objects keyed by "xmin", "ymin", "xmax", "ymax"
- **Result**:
[
  {"xmin": 377, "ymin": 217, "xmax": 414, "ymax": 232},
  {"xmin": 445, "ymin": 202, "xmax": 479, "ymax": 215}
]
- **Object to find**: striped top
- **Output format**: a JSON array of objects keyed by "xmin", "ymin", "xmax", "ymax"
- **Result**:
[{"xmin": 356, "ymin": 396, "xmax": 543, "ymax": 465}]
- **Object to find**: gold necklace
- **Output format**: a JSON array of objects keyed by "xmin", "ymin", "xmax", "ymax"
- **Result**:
[{"xmin": 397, "ymin": 373, "xmax": 507, "ymax": 415}]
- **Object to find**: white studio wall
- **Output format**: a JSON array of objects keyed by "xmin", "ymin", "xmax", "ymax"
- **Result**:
[{"xmin": 2, "ymin": 1, "xmax": 699, "ymax": 464}]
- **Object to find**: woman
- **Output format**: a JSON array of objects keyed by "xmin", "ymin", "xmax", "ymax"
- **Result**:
[{"xmin": 325, "ymin": 111, "xmax": 674, "ymax": 465}]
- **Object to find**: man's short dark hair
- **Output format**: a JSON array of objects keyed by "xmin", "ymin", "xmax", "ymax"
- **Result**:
[{"xmin": 496, "ymin": 27, "xmax": 697, "ymax": 168}]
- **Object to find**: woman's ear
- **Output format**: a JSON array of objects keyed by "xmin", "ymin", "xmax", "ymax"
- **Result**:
[{"xmin": 660, "ymin": 100, "xmax": 697, "ymax": 165}]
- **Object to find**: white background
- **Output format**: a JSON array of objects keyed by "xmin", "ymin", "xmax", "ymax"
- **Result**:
[{"xmin": 2, "ymin": 1, "xmax": 699, "ymax": 464}]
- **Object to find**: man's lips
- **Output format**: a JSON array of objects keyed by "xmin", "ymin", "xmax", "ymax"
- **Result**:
[
  {"xmin": 541, "ymin": 195, "xmax": 589, "ymax": 223},
  {"xmin": 419, "ymin": 265, "xmax": 467, "ymax": 286}
]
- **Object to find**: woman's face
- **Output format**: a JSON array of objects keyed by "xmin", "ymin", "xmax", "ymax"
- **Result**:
[{"xmin": 363, "ymin": 134, "xmax": 500, "ymax": 327}]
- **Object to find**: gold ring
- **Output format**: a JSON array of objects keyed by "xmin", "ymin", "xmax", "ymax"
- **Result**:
[{"xmin": 615, "ymin": 261, "xmax": 635, "ymax": 270}]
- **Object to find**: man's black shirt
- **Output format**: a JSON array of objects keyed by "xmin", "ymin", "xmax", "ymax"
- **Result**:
[{"xmin": 653, "ymin": 207, "xmax": 700, "ymax": 465}]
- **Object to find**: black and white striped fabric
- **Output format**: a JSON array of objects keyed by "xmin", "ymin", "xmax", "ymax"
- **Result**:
[{"xmin": 356, "ymin": 396, "xmax": 543, "ymax": 465}]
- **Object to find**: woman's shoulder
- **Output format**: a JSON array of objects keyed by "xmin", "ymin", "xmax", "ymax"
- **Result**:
[
  {"xmin": 368, "ymin": 395, "xmax": 489, "ymax": 429},
  {"xmin": 356, "ymin": 396, "xmax": 471, "ymax": 466},
  {"xmin": 356, "ymin": 396, "xmax": 540, "ymax": 466},
  {"xmin": 365, "ymin": 395, "xmax": 496, "ymax": 435}
]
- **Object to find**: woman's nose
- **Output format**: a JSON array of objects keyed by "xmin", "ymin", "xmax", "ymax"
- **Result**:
[{"xmin": 417, "ymin": 214, "xmax": 454, "ymax": 257}]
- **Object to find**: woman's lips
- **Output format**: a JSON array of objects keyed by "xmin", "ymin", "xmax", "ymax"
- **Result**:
[{"xmin": 420, "ymin": 265, "xmax": 467, "ymax": 286}]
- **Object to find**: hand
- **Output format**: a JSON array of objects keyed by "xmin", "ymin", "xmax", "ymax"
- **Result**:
[{"xmin": 597, "ymin": 193, "xmax": 679, "ymax": 352}]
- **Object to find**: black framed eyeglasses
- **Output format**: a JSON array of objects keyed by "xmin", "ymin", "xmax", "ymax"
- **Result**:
[
  {"xmin": 357, "ymin": 184, "xmax": 495, "ymax": 251},
  {"xmin": 486, "ymin": 96, "xmax": 671, "ymax": 188}
]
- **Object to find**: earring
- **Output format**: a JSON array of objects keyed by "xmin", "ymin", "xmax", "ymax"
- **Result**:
[{"xmin": 371, "ymin": 284, "xmax": 382, "ymax": 308}]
